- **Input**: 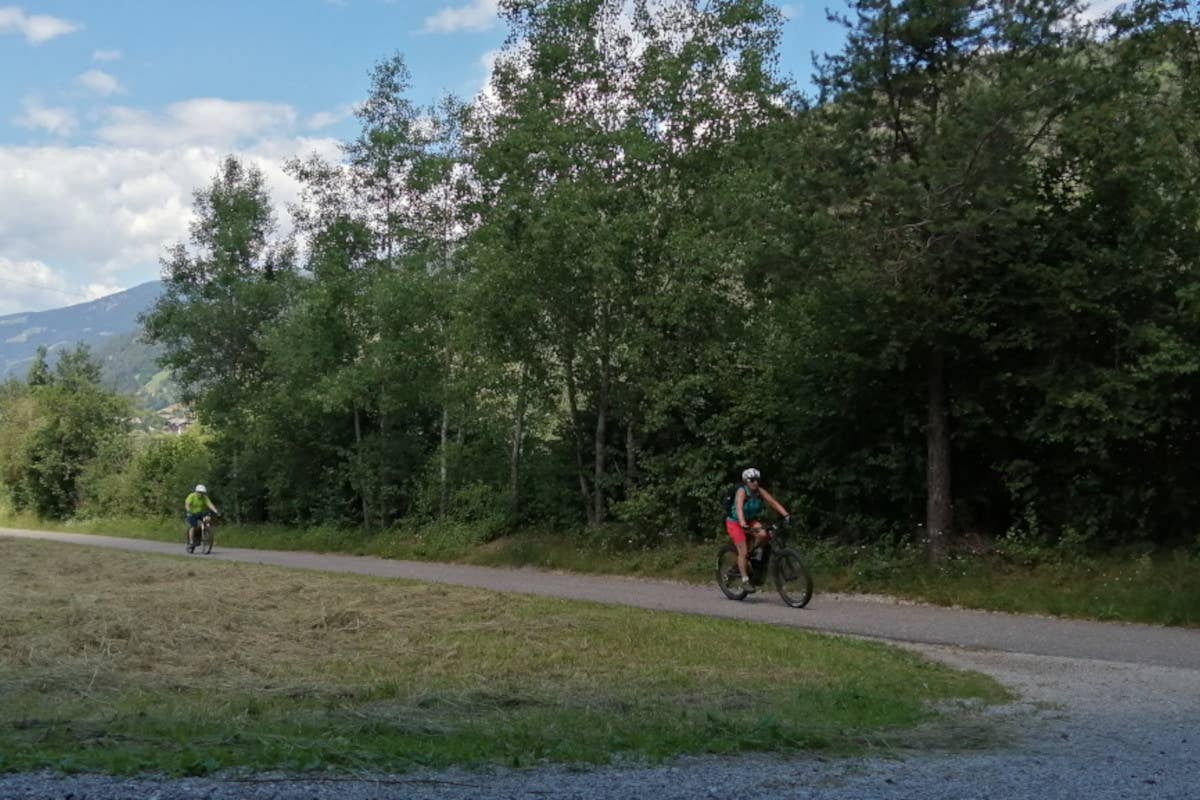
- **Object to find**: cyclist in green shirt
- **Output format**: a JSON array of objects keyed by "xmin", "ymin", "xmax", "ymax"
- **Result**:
[{"xmin": 184, "ymin": 484, "xmax": 220, "ymax": 553}]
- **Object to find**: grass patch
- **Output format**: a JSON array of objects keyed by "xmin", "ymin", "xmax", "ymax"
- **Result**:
[
  {"xmin": 807, "ymin": 540, "xmax": 1200, "ymax": 627},
  {"xmin": 0, "ymin": 538, "xmax": 1006, "ymax": 776},
  {"xmin": 3, "ymin": 504, "xmax": 1195, "ymax": 627}
]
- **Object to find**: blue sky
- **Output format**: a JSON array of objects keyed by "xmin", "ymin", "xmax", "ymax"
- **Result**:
[{"xmin": 0, "ymin": 1, "xmax": 887, "ymax": 312}]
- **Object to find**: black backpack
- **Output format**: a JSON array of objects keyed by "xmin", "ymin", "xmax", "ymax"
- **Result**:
[{"xmin": 721, "ymin": 484, "xmax": 740, "ymax": 517}]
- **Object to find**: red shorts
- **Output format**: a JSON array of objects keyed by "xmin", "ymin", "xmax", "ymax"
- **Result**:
[{"xmin": 726, "ymin": 520, "xmax": 765, "ymax": 545}]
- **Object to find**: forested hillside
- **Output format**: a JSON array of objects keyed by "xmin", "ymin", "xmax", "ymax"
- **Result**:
[
  {"xmin": 0, "ymin": 281, "xmax": 177, "ymax": 412},
  {"xmin": 0, "ymin": 282, "xmax": 162, "ymax": 379},
  {"xmin": 2, "ymin": 0, "xmax": 1197, "ymax": 560},
  {"xmin": 91, "ymin": 330, "xmax": 178, "ymax": 411}
]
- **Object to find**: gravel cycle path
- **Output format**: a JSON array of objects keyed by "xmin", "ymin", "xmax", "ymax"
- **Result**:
[{"xmin": 1, "ymin": 527, "xmax": 1197, "ymax": 799}]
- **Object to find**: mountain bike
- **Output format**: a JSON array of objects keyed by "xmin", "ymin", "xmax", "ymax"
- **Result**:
[
  {"xmin": 716, "ymin": 519, "xmax": 813, "ymax": 608},
  {"xmin": 186, "ymin": 514, "xmax": 216, "ymax": 555}
]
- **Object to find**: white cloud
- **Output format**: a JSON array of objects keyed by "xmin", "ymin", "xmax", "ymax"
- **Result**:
[
  {"xmin": 0, "ymin": 258, "xmax": 124, "ymax": 315},
  {"xmin": 422, "ymin": 0, "xmax": 499, "ymax": 34},
  {"xmin": 0, "ymin": 103, "xmax": 344, "ymax": 310},
  {"xmin": 92, "ymin": 49, "xmax": 122, "ymax": 62},
  {"xmin": 305, "ymin": 104, "xmax": 355, "ymax": 131},
  {"xmin": 1078, "ymin": 0, "xmax": 1125, "ymax": 22},
  {"xmin": 479, "ymin": 48, "xmax": 501, "ymax": 74},
  {"xmin": 0, "ymin": 6, "xmax": 80, "ymax": 44},
  {"xmin": 0, "ymin": 258, "xmax": 86, "ymax": 314},
  {"xmin": 77, "ymin": 69, "xmax": 124, "ymax": 97},
  {"xmin": 15, "ymin": 99, "xmax": 77, "ymax": 136},
  {"xmin": 473, "ymin": 47, "xmax": 511, "ymax": 104},
  {"xmin": 97, "ymin": 99, "xmax": 300, "ymax": 148}
]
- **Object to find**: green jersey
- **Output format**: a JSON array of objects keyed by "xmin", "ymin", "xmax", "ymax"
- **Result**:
[{"xmin": 185, "ymin": 492, "xmax": 207, "ymax": 514}]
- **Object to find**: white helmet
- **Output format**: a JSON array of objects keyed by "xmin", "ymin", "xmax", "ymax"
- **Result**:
[
  {"xmin": 195, "ymin": 484, "xmax": 207, "ymax": 494},
  {"xmin": 741, "ymin": 468, "xmax": 761, "ymax": 483}
]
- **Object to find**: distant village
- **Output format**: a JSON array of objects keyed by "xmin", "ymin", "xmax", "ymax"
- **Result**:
[
  {"xmin": 128, "ymin": 404, "xmax": 192, "ymax": 435},
  {"xmin": 160, "ymin": 405, "xmax": 192, "ymax": 434}
]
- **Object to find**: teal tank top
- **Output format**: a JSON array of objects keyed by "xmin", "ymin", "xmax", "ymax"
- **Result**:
[{"xmin": 727, "ymin": 485, "xmax": 764, "ymax": 523}]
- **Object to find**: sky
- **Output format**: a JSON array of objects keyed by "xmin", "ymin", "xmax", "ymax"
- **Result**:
[{"xmin": 0, "ymin": 0, "xmax": 1120, "ymax": 314}]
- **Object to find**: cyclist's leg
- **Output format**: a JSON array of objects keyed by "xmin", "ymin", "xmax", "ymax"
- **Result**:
[
  {"xmin": 736, "ymin": 540, "xmax": 751, "ymax": 579},
  {"xmin": 725, "ymin": 519, "xmax": 752, "ymax": 580},
  {"xmin": 748, "ymin": 524, "xmax": 770, "ymax": 558}
]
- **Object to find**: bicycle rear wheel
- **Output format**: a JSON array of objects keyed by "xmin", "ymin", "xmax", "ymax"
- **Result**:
[
  {"xmin": 716, "ymin": 544, "xmax": 748, "ymax": 601},
  {"xmin": 200, "ymin": 523, "xmax": 213, "ymax": 555},
  {"xmin": 773, "ymin": 549, "xmax": 813, "ymax": 608}
]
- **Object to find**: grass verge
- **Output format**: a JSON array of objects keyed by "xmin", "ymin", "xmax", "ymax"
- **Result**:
[
  {"xmin": 1, "ymin": 506, "xmax": 1196, "ymax": 627},
  {"xmin": 0, "ymin": 538, "xmax": 1006, "ymax": 776},
  {"xmin": 807, "ymin": 539, "xmax": 1200, "ymax": 627}
]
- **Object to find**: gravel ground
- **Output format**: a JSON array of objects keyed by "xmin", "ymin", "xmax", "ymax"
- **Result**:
[{"xmin": 2, "ymin": 643, "xmax": 1196, "ymax": 800}]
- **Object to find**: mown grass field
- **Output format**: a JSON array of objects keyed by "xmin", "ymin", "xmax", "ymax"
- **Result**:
[
  {"xmin": 0, "ymin": 537, "xmax": 1007, "ymax": 776},
  {"xmin": 2, "ymin": 507, "xmax": 1197, "ymax": 627}
]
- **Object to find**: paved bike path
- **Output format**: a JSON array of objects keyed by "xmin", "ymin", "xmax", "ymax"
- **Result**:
[{"xmin": 3, "ymin": 526, "xmax": 1197, "ymax": 670}]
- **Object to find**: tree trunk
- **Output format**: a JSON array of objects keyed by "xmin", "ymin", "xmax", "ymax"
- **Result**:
[
  {"xmin": 384, "ymin": 188, "xmax": 394, "ymax": 265},
  {"xmin": 564, "ymin": 355, "xmax": 596, "ymax": 525},
  {"xmin": 354, "ymin": 405, "xmax": 369, "ymax": 529},
  {"xmin": 625, "ymin": 419, "xmax": 636, "ymax": 496},
  {"xmin": 232, "ymin": 451, "xmax": 242, "ymax": 524},
  {"xmin": 593, "ymin": 356, "xmax": 610, "ymax": 525},
  {"xmin": 378, "ymin": 386, "xmax": 388, "ymax": 527},
  {"xmin": 925, "ymin": 350, "xmax": 952, "ymax": 562},
  {"xmin": 439, "ymin": 406, "xmax": 449, "ymax": 521},
  {"xmin": 509, "ymin": 366, "xmax": 528, "ymax": 519}
]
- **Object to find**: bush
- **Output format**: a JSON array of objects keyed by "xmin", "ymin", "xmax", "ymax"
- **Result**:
[
  {"xmin": 0, "ymin": 374, "xmax": 130, "ymax": 519},
  {"xmin": 118, "ymin": 431, "xmax": 215, "ymax": 518}
]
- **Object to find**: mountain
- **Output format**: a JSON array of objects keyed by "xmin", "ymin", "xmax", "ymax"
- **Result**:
[
  {"xmin": 91, "ymin": 327, "xmax": 180, "ymax": 411},
  {"xmin": 0, "ymin": 281, "xmax": 177, "ymax": 409},
  {"xmin": 0, "ymin": 281, "xmax": 163, "ymax": 377}
]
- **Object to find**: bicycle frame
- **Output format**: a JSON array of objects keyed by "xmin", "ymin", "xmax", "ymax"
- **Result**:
[
  {"xmin": 746, "ymin": 522, "xmax": 788, "ymax": 582},
  {"xmin": 717, "ymin": 518, "xmax": 813, "ymax": 608},
  {"xmin": 188, "ymin": 514, "xmax": 216, "ymax": 554}
]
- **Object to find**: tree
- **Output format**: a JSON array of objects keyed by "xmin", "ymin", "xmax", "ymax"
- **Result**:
[
  {"xmin": 0, "ymin": 346, "xmax": 129, "ymax": 518},
  {"xmin": 26, "ymin": 346, "xmax": 50, "ymax": 387},
  {"xmin": 275, "ymin": 58, "xmax": 471, "ymax": 529},
  {"xmin": 468, "ymin": 0, "xmax": 786, "ymax": 527},
  {"xmin": 141, "ymin": 156, "xmax": 296, "ymax": 428},
  {"xmin": 984, "ymin": 0, "xmax": 1200, "ymax": 543},
  {"xmin": 797, "ymin": 0, "xmax": 1092, "ymax": 559}
]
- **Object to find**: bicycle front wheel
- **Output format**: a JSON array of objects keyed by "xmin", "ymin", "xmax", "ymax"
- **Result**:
[
  {"xmin": 773, "ymin": 549, "xmax": 813, "ymax": 608},
  {"xmin": 200, "ymin": 524, "xmax": 213, "ymax": 555},
  {"xmin": 716, "ymin": 544, "xmax": 748, "ymax": 601}
]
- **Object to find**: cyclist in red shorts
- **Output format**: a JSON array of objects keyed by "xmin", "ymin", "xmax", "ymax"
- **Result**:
[{"xmin": 725, "ymin": 467, "xmax": 791, "ymax": 593}]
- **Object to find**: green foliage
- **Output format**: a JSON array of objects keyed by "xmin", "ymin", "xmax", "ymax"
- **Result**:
[
  {"xmin": 14, "ymin": 1, "xmax": 1200, "ymax": 559},
  {"xmin": 0, "ymin": 346, "xmax": 130, "ymax": 519},
  {"xmin": 127, "ymin": 432, "xmax": 215, "ymax": 517},
  {"xmin": 140, "ymin": 156, "xmax": 296, "ymax": 429}
]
